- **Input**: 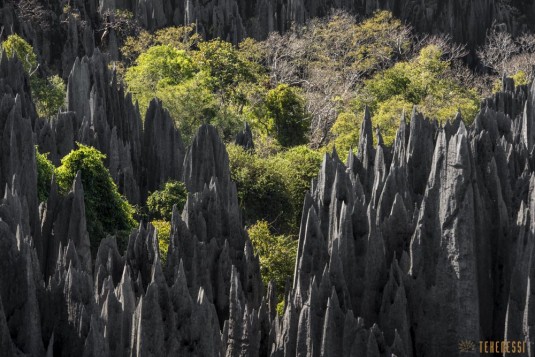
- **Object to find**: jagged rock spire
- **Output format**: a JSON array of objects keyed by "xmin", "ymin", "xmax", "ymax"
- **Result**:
[{"xmin": 235, "ymin": 122, "xmax": 255, "ymax": 151}]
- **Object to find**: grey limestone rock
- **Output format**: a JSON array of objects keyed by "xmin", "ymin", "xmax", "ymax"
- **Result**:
[{"xmin": 235, "ymin": 122, "xmax": 255, "ymax": 151}]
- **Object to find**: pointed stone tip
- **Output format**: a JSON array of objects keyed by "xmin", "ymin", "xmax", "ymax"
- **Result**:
[
  {"xmin": 456, "ymin": 120, "xmax": 467, "ymax": 137},
  {"xmin": 330, "ymin": 286, "xmax": 339, "ymax": 306},
  {"xmin": 331, "ymin": 146, "xmax": 339, "ymax": 161},
  {"xmin": 454, "ymin": 110, "xmax": 463, "ymax": 122},
  {"xmin": 364, "ymin": 105, "xmax": 371, "ymax": 121},
  {"xmin": 411, "ymin": 105, "xmax": 418, "ymax": 119},
  {"xmin": 376, "ymin": 127, "xmax": 384, "ymax": 146}
]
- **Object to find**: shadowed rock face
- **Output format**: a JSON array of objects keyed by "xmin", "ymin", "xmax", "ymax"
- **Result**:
[{"xmin": 3, "ymin": 25, "xmax": 535, "ymax": 356}]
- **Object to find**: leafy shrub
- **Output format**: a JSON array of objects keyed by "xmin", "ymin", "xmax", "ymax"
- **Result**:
[
  {"xmin": 271, "ymin": 146, "xmax": 322, "ymax": 228},
  {"xmin": 228, "ymin": 144, "xmax": 321, "ymax": 234},
  {"xmin": 247, "ymin": 220, "xmax": 297, "ymax": 297},
  {"xmin": 329, "ymin": 112, "xmax": 361, "ymax": 156},
  {"xmin": 147, "ymin": 180, "xmax": 188, "ymax": 221},
  {"xmin": 125, "ymin": 45, "xmax": 198, "ymax": 115},
  {"xmin": 151, "ymin": 220, "xmax": 171, "ymax": 262},
  {"xmin": 1, "ymin": 34, "xmax": 37, "ymax": 73},
  {"xmin": 55, "ymin": 144, "xmax": 136, "ymax": 250},
  {"xmin": 227, "ymin": 144, "xmax": 292, "ymax": 231},
  {"xmin": 32, "ymin": 75, "xmax": 66, "ymax": 117},
  {"xmin": 36, "ymin": 147, "xmax": 54, "ymax": 203},
  {"xmin": 1, "ymin": 35, "xmax": 65, "ymax": 117},
  {"xmin": 264, "ymin": 84, "xmax": 310, "ymax": 147}
]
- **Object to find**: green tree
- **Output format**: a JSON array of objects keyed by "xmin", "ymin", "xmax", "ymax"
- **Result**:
[
  {"xmin": 121, "ymin": 25, "xmax": 201, "ymax": 66},
  {"xmin": 32, "ymin": 75, "xmax": 66, "ymax": 117},
  {"xmin": 247, "ymin": 220, "xmax": 297, "ymax": 298},
  {"xmin": 196, "ymin": 39, "xmax": 258, "ymax": 100},
  {"xmin": 1, "ymin": 34, "xmax": 37, "ymax": 73},
  {"xmin": 124, "ymin": 40, "xmax": 263, "ymax": 143},
  {"xmin": 147, "ymin": 180, "xmax": 188, "ymax": 221},
  {"xmin": 56, "ymin": 144, "xmax": 136, "ymax": 250},
  {"xmin": 228, "ymin": 143, "xmax": 321, "ymax": 235},
  {"xmin": 346, "ymin": 45, "xmax": 480, "ymax": 145},
  {"xmin": 155, "ymin": 72, "xmax": 222, "ymax": 142},
  {"xmin": 329, "ymin": 112, "xmax": 361, "ymax": 156},
  {"xmin": 271, "ymin": 146, "xmax": 322, "ymax": 228},
  {"xmin": 1, "ymin": 35, "xmax": 66, "ymax": 117},
  {"xmin": 227, "ymin": 144, "xmax": 293, "ymax": 232},
  {"xmin": 125, "ymin": 45, "xmax": 198, "ymax": 114},
  {"xmin": 36, "ymin": 147, "xmax": 54, "ymax": 203},
  {"xmin": 151, "ymin": 220, "xmax": 171, "ymax": 262},
  {"xmin": 264, "ymin": 84, "xmax": 310, "ymax": 147}
]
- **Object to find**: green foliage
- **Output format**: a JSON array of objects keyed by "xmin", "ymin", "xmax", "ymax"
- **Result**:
[
  {"xmin": 152, "ymin": 220, "xmax": 171, "ymax": 262},
  {"xmin": 123, "ymin": 36, "xmax": 267, "ymax": 143},
  {"xmin": 511, "ymin": 70, "xmax": 528, "ymax": 87},
  {"xmin": 228, "ymin": 144, "xmax": 321, "ymax": 234},
  {"xmin": 1, "ymin": 35, "xmax": 66, "ymax": 118},
  {"xmin": 329, "ymin": 112, "xmax": 361, "ymax": 156},
  {"xmin": 276, "ymin": 300, "xmax": 286, "ymax": 316},
  {"xmin": 247, "ymin": 220, "xmax": 297, "ymax": 297},
  {"xmin": 227, "ymin": 144, "xmax": 292, "ymax": 231},
  {"xmin": 2, "ymin": 34, "xmax": 37, "ymax": 73},
  {"xmin": 308, "ymin": 10, "xmax": 411, "ymax": 76},
  {"xmin": 56, "ymin": 144, "xmax": 136, "ymax": 250},
  {"xmin": 31, "ymin": 75, "xmax": 66, "ymax": 117},
  {"xmin": 36, "ymin": 147, "xmax": 54, "ymax": 203},
  {"xmin": 147, "ymin": 180, "xmax": 188, "ymax": 221},
  {"xmin": 263, "ymin": 84, "xmax": 310, "ymax": 147},
  {"xmin": 155, "ymin": 72, "xmax": 223, "ymax": 141},
  {"xmin": 125, "ymin": 45, "xmax": 197, "ymax": 114},
  {"xmin": 196, "ymin": 39, "xmax": 259, "ymax": 99},
  {"xmin": 350, "ymin": 45, "xmax": 480, "ymax": 145},
  {"xmin": 270, "ymin": 146, "xmax": 322, "ymax": 227}
]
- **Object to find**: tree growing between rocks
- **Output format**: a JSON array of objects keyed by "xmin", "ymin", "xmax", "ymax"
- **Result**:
[
  {"xmin": 247, "ymin": 220, "xmax": 297, "ymax": 299},
  {"xmin": 36, "ymin": 147, "xmax": 54, "ymax": 203},
  {"xmin": 1, "ymin": 34, "xmax": 65, "ymax": 117},
  {"xmin": 55, "ymin": 144, "xmax": 136, "ymax": 252},
  {"xmin": 147, "ymin": 180, "xmax": 188, "ymax": 221}
]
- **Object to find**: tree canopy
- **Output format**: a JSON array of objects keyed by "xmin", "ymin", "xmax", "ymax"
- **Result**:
[{"xmin": 147, "ymin": 180, "xmax": 188, "ymax": 221}]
